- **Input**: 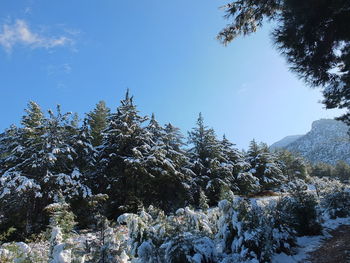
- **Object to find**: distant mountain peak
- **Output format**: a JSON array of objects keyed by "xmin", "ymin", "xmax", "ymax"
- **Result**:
[
  {"xmin": 271, "ymin": 119, "xmax": 350, "ymax": 164},
  {"xmin": 270, "ymin": 135, "xmax": 303, "ymax": 150}
]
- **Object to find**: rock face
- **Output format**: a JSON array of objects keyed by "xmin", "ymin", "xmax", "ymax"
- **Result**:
[{"xmin": 270, "ymin": 119, "xmax": 350, "ymax": 164}]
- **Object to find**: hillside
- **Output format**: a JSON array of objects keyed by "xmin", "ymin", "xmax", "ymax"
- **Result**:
[{"xmin": 271, "ymin": 119, "xmax": 350, "ymax": 164}]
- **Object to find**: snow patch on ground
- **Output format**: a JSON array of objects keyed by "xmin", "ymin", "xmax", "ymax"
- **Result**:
[{"xmin": 272, "ymin": 217, "xmax": 350, "ymax": 263}]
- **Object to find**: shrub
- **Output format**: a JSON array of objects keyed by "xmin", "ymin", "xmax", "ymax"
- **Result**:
[{"xmin": 282, "ymin": 187, "xmax": 322, "ymax": 236}]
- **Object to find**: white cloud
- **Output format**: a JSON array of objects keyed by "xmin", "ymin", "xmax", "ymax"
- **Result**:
[{"xmin": 0, "ymin": 19, "xmax": 73, "ymax": 53}]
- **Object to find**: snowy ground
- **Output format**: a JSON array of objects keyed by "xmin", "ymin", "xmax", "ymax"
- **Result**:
[{"xmin": 272, "ymin": 217, "xmax": 350, "ymax": 263}]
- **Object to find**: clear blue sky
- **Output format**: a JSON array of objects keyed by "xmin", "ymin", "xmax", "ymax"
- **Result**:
[{"xmin": 0, "ymin": 0, "xmax": 344, "ymax": 149}]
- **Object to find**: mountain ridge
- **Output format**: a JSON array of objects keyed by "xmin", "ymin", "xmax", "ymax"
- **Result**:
[{"xmin": 270, "ymin": 119, "xmax": 350, "ymax": 164}]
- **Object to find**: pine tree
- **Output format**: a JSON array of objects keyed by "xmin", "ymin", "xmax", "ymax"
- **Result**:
[
  {"xmin": 216, "ymin": 135, "xmax": 251, "ymax": 194},
  {"xmin": 0, "ymin": 104, "xmax": 91, "ymax": 238},
  {"xmin": 246, "ymin": 140, "xmax": 285, "ymax": 191},
  {"xmin": 87, "ymin": 101, "xmax": 110, "ymax": 147},
  {"xmin": 0, "ymin": 102, "xmax": 45, "ymax": 237},
  {"xmin": 0, "ymin": 125, "xmax": 23, "ymax": 174},
  {"xmin": 97, "ymin": 90, "xmax": 150, "ymax": 215},
  {"xmin": 46, "ymin": 195, "xmax": 76, "ymax": 263},
  {"xmin": 21, "ymin": 101, "xmax": 45, "ymax": 140},
  {"xmin": 275, "ymin": 149, "xmax": 307, "ymax": 181},
  {"xmin": 67, "ymin": 119, "xmax": 97, "ymax": 227},
  {"xmin": 188, "ymin": 113, "xmax": 226, "ymax": 206},
  {"xmin": 142, "ymin": 114, "xmax": 192, "ymax": 212}
]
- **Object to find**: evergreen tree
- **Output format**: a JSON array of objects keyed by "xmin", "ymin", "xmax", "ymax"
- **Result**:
[
  {"xmin": 21, "ymin": 101, "xmax": 45, "ymax": 140},
  {"xmin": 0, "ymin": 125, "xmax": 23, "ymax": 174},
  {"xmin": 87, "ymin": 101, "xmax": 110, "ymax": 147},
  {"xmin": 246, "ymin": 140, "xmax": 285, "ymax": 191},
  {"xmin": 188, "ymin": 113, "xmax": 222, "ymax": 205},
  {"xmin": 188, "ymin": 114, "xmax": 249, "ymax": 205},
  {"xmin": 333, "ymin": 161, "xmax": 350, "ymax": 182},
  {"xmin": 217, "ymin": 135, "xmax": 250, "ymax": 192},
  {"xmin": 67, "ymin": 119, "xmax": 97, "ymax": 226},
  {"xmin": 0, "ymin": 104, "xmax": 91, "ymax": 238},
  {"xmin": 142, "ymin": 114, "xmax": 192, "ymax": 212},
  {"xmin": 97, "ymin": 90, "xmax": 151, "ymax": 215},
  {"xmin": 309, "ymin": 162, "xmax": 334, "ymax": 178},
  {"xmin": 188, "ymin": 113, "xmax": 221, "ymax": 174},
  {"xmin": 46, "ymin": 195, "xmax": 76, "ymax": 263},
  {"xmin": 275, "ymin": 149, "xmax": 308, "ymax": 181}
]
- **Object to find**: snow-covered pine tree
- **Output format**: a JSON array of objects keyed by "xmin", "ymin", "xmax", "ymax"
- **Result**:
[
  {"xmin": 97, "ymin": 90, "xmax": 151, "ymax": 216},
  {"xmin": 275, "ymin": 149, "xmax": 308, "ymax": 181},
  {"xmin": 46, "ymin": 195, "xmax": 77, "ymax": 263},
  {"xmin": 0, "ymin": 125, "xmax": 23, "ymax": 175},
  {"xmin": 34, "ymin": 106, "xmax": 92, "ymax": 199},
  {"xmin": 21, "ymin": 101, "xmax": 45, "ymax": 141},
  {"xmin": 140, "ymin": 114, "xmax": 192, "ymax": 212},
  {"xmin": 188, "ymin": 114, "xmax": 249, "ymax": 205},
  {"xmin": 164, "ymin": 122, "xmax": 195, "ymax": 196},
  {"xmin": 215, "ymin": 135, "xmax": 254, "ymax": 197},
  {"xmin": 187, "ymin": 113, "xmax": 222, "ymax": 206},
  {"xmin": 246, "ymin": 139, "xmax": 285, "ymax": 191},
  {"xmin": 67, "ymin": 119, "xmax": 97, "ymax": 227},
  {"xmin": 0, "ymin": 103, "xmax": 92, "ymax": 238},
  {"xmin": 0, "ymin": 102, "xmax": 45, "ymax": 237},
  {"xmin": 87, "ymin": 101, "xmax": 111, "ymax": 147},
  {"xmin": 88, "ymin": 214, "xmax": 125, "ymax": 263}
]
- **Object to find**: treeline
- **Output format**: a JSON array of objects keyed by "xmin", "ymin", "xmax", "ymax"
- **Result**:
[
  {"xmin": 0, "ymin": 91, "xmax": 326, "ymax": 240},
  {"xmin": 309, "ymin": 161, "xmax": 350, "ymax": 182}
]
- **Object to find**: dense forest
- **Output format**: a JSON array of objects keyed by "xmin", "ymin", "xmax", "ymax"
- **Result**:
[{"xmin": 0, "ymin": 91, "xmax": 350, "ymax": 262}]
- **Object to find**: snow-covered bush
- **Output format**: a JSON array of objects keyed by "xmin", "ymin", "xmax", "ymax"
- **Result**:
[
  {"xmin": 49, "ymin": 226, "xmax": 72, "ymax": 263},
  {"xmin": 87, "ymin": 215, "xmax": 126, "ymax": 263},
  {"xmin": 45, "ymin": 196, "xmax": 77, "ymax": 240},
  {"xmin": 45, "ymin": 197, "xmax": 77, "ymax": 263},
  {"xmin": 118, "ymin": 197, "xmax": 300, "ymax": 263},
  {"xmin": 281, "ymin": 186, "xmax": 322, "ymax": 236},
  {"xmin": 0, "ymin": 241, "xmax": 46, "ymax": 263},
  {"xmin": 118, "ymin": 205, "xmax": 219, "ymax": 262},
  {"xmin": 312, "ymin": 177, "xmax": 350, "ymax": 219},
  {"xmin": 324, "ymin": 188, "xmax": 350, "ymax": 219},
  {"xmin": 235, "ymin": 172, "xmax": 260, "ymax": 196},
  {"xmin": 216, "ymin": 198, "xmax": 296, "ymax": 263}
]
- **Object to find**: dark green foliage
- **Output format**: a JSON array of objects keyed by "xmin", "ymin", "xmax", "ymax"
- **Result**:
[
  {"xmin": 188, "ymin": 114, "xmax": 249, "ymax": 206},
  {"xmin": 323, "ymin": 186, "xmax": 350, "ymax": 219},
  {"xmin": 246, "ymin": 140, "xmax": 285, "ymax": 190},
  {"xmin": 308, "ymin": 162, "xmax": 334, "ymax": 178},
  {"xmin": 217, "ymin": 198, "xmax": 296, "ymax": 262},
  {"xmin": 45, "ymin": 195, "xmax": 77, "ymax": 239},
  {"xmin": 142, "ymin": 114, "xmax": 193, "ymax": 212},
  {"xmin": 97, "ymin": 91, "xmax": 150, "ymax": 216},
  {"xmin": 276, "ymin": 149, "xmax": 308, "ymax": 181},
  {"xmin": 97, "ymin": 91, "xmax": 191, "ymax": 216},
  {"xmin": 235, "ymin": 200, "xmax": 275, "ymax": 262},
  {"xmin": 3, "ymin": 92, "xmax": 348, "ymax": 247},
  {"xmin": 270, "ymin": 199, "xmax": 297, "ymax": 254},
  {"xmin": 87, "ymin": 101, "xmax": 110, "ymax": 147},
  {"xmin": 282, "ymin": 187, "xmax": 322, "ymax": 236},
  {"xmin": 0, "ymin": 103, "xmax": 93, "ymax": 240},
  {"xmin": 334, "ymin": 161, "xmax": 350, "ymax": 182},
  {"xmin": 308, "ymin": 161, "xmax": 350, "ymax": 183}
]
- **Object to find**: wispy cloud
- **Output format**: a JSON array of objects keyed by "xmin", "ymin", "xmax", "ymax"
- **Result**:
[
  {"xmin": 237, "ymin": 83, "xmax": 249, "ymax": 94},
  {"xmin": 47, "ymin": 63, "xmax": 72, "ymax": 75},
  {"xmin": 0, "ymin": 19, "xmax": 73, "ymax": 53},
  {"xmin": 24, "ymin": 7, "xmax": 32, "ymax": 15}
]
